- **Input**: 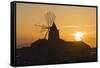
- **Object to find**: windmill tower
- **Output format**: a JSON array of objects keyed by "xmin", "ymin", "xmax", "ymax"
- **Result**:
[
  {"xmin": 48, "ymin": 22, "xmax": 59, "ymax": 41},
  {"xmin": 34, "ymin": 12, "xmax": 60, "ymax": 41}
]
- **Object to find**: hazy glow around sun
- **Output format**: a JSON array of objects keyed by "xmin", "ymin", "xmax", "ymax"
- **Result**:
[{"xmin": 74, "ymin": 32, "xmax": 84, "ymax": 41}]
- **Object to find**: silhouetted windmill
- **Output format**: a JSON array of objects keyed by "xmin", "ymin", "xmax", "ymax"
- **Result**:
[{"xmin": 34, "ymin": 12, "xmax": 56, "ymax": 39}]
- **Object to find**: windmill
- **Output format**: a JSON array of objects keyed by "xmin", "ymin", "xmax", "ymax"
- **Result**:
[{"xmin": 34, "ymin": 12, "xmax": 56, "ymax": 39}]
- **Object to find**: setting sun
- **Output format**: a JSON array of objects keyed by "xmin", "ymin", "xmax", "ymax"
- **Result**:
[{"xmin": 74, "ymin": 32, "xmax": 84, "ymax": 41}]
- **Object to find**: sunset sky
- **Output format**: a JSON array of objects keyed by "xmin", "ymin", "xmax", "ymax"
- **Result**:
[{"xmin": 16, "ymin": 3, "xmax": 97, "ymax": 48}]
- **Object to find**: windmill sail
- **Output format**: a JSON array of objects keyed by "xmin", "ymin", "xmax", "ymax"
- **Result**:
[{"xmin": 45, "ymin": 12, "xmax": 56, "ymax": 27}]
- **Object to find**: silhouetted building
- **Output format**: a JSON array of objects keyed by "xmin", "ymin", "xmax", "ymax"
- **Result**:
[
  {"xmin": 16, "ymin": 21, "xmax": 97, "ymax": 66},
  {"xmin": 48, "ymin": 22, "xmax": 59, "ymax": 41}
]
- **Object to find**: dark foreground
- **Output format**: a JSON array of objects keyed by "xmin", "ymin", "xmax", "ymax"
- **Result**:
[{"xmin": 16, "ymin": 39, "xmax": 97, "ymax": 66}]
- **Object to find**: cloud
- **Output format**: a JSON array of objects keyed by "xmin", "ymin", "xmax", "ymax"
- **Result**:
[
  {"xmin": 62, "ymin": 25, "xmax": 94, "ymax": 28},
  {"xmin": 62, "ymin": 25, "xmax": 80, "ymax": 28}
]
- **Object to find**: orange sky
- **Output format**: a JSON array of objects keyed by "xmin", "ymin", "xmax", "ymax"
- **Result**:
[{"xmin": 16, "ymin": 3, "xmax": 97, "ymax": 48}]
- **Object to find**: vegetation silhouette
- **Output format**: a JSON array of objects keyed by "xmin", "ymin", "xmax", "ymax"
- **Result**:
[{"xmin": 16, "ymin": 22, "xmax": 97, "ymax": 66}]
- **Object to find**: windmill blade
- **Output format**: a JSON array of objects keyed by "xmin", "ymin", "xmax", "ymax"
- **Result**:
[
  {"xmin": 45, "ymin": 13, "xmax": 51, "ymax": 26},
  {"xmin": 34, "ymin": 23, "xmax": 50, "ymax": 38},
  {"xmin": 34, "ymin": 24, "xmax": 49, "ymax": 29},
  {"xmin": 40, "ymin": 28, "xmax": 47, "ymax": 33},
  {"xmin": 49, "ymin": 12, "xmax": 56, "ymax": 25},
  {"xmin": 45, "ymin": 12, "xmax": 56, "ymax": 27},
  {"xmin": 45, "ymin": 12, "xmax": 53, "ymax": 26},
  {"xmin": 44, "ymin": 31, "xmax": 48, "ymax": 39},
  {"xmin": 34, "ymin": 24, "xmax": 44, "ymax": 27}
]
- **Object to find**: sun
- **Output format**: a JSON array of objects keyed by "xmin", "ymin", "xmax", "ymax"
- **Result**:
[{"xmin": 73, "ymin": 32, "xmax": 84, "ymax": 41}]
